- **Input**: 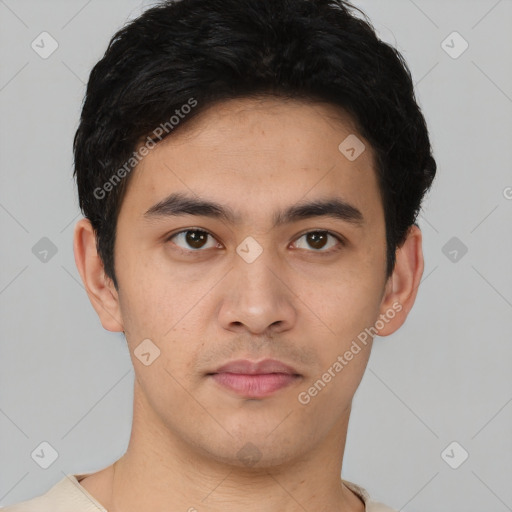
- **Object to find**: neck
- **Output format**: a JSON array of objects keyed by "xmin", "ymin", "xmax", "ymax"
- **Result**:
[{"xmin": 95, "ymin": 385, "xmax": 365, "ymax": 512}]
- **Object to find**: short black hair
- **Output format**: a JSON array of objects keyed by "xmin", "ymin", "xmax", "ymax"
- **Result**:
[{"xmin": 73, "ymin": 0, "xmax": 436, "ymax": 290}]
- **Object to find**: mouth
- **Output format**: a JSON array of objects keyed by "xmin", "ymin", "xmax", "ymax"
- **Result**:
[{"xmin": 207, "ymin": 359, "xmax": 302, "ymax": 399}]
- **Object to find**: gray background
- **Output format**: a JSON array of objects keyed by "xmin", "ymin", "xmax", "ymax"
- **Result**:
[{"xmin": 0, "ymin": 0, "xmax": 511, "ymax": 510}]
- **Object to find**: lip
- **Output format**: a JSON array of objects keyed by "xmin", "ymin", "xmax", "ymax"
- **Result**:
[
  {"xmin": 208, "ymin": 359, "xmax": 301, "ymax": 398},
  {"xmin": 213, "ymin": 358, "xmax": 299, "ymax": 375}
]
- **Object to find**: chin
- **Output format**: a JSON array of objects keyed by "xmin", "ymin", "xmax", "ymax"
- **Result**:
[{"xmin": 194, "ymin": 428, "xmax": 308, "ymax": 470}]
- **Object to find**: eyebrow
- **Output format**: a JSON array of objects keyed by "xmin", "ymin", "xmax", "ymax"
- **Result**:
[{"xmin": 144, "ymin": 192, "xmax": 364, "ymax": 228}]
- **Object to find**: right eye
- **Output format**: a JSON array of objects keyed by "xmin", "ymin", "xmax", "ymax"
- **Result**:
[{"xmin": 166, "ymin": 229, "xmax": 222, "ymax": 251}]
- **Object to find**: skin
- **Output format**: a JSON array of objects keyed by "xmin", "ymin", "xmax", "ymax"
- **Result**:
[{"xmin": 74, "ymin": 97, "xmax": 424, "ymax": 512}]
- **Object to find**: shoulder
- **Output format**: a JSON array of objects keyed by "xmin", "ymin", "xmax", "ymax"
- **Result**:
[
  {"xmin": 343, "ymin": 479, "xmax": 397, "ymax": 512},
  {"xmin": 0, "ymin": 475, "xmax": 106, "ymax": 512},
  {"xmin": 365, "ymin": 499, "xmax": 398, "ymax": 512}
]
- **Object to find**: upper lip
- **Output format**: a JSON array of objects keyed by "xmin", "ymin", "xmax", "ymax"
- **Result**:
[{"xmin": 210, "ymin": 358, "xmax": 300, "ymax": 375}]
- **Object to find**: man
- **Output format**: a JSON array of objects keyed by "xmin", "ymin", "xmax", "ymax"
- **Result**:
[{"xmin": 2, "ymin": 0, "xmax": 436, "ymax": 510}]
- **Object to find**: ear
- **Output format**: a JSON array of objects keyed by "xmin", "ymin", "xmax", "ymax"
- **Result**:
[
  {"xmin": 73, "ymin": 218, "xmax": 124, "ymax": 332},
  {"xmin": 376, "ymin": 224, "xmax": 424, "ymax": 336}
]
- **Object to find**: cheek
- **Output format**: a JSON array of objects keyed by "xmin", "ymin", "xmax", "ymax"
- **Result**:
[
  {"xmin": 295, "ymin": 276, "xmax": 379, "ymax": 414},
  {"xmin": 116, "ymin": 270, "xmax": 205, "ymax": 373},
  {"xmin": 115, "ymin": 239, "xmax": 180, "ymax": 330},
  {"xmin": 304, "ymin": 262, "xmax": 384, "ymax": 345},
  {"xmin": 117, "ymin": 272, "xmax": 172, "ymax": 350}
]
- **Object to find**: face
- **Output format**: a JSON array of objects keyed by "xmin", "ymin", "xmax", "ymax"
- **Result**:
[{"xmin": 103, "ymin": 98, "xmax": 396, "ymax": 467}]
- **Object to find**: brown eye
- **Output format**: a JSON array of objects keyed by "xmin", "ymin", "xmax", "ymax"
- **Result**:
[
  {"xmin": 306, "ymin": 232, "xmax": 328, "ymax": 250},
  {"xmin": 293, "ymin": 231, "xmax": 342, "ymax": 252},
  {"xmin": 168, "ymin": 229, "xmax": 218, "ymax": 250}
]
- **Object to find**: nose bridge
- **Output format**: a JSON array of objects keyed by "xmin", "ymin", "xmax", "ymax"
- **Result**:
[
  {"xmin": 235, "ymin": 238, "xmax": 284, "ymax": 305},
  {"xmin": 238, "ymin": 248, "xmax": 280, "ymax": 297},
  {"xmin": 218, "ymin": 238, "xmax": 297, "ymax": 334}
]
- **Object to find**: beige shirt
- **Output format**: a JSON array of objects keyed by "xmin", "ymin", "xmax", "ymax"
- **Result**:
[{"xmin": 1, "ymin": 474, "xmax": 396, "ymax": 511}]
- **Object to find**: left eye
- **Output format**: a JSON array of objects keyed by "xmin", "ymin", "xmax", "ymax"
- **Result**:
[{"xmin": 292, "ymin": 231, "xmax": 343, "ymax": 252}]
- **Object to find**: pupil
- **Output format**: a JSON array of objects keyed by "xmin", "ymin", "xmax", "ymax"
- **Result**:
[
  {"xmin": 308, "ymin": 232, "xmax": 327, "ymax": 249},
  {"xmin": 186, "ymin": 230, "xmax": 207, "ymax": 249}
]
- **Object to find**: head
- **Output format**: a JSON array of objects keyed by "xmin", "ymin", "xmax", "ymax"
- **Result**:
[{"xmin": 73, "ymin": 0, "xmax": 435, "ymax": 468}]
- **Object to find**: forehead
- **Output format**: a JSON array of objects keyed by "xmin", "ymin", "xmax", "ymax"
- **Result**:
[
  {"xmin": 119, "ymin": 96, "xmax": 382, "ymax": 225},
  {"xmin": 169, "ymin": 96, "xmax": 366, "ymax": 153}
]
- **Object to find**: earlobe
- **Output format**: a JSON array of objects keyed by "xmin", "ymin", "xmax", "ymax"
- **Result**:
[
  {"xmin": 73, "ymin": 218, "xmax": 124, "ymax": 332},
  {"xmin": 377, "ymin": 224, "xmax": 424, "ymax": 337}
]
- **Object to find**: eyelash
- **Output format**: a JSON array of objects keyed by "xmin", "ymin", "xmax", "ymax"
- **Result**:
[{"xmin": 164, "ymin": 228, "xmax": 345, "ymax": 254}]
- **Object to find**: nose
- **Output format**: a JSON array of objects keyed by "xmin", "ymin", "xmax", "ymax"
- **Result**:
[{"xmin": 217, "ymin": 247, "xmax": 297, "ymax": 336}]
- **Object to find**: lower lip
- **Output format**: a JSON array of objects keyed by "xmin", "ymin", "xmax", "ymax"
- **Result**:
[{"xmin": 210, "ymin": 373, "xmax": 299, "ymax": 398}]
